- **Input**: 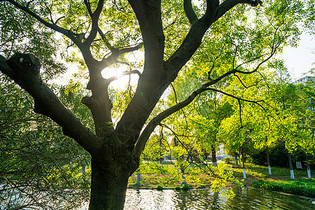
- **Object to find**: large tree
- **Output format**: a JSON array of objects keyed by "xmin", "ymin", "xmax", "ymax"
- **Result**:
[{"xmin": 0, "ymin": 0, "xmax": 308, "ymax": 209}]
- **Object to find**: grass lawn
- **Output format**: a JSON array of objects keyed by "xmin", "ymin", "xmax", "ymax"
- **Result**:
[
  {"xmin": 252, "ymin": 178, "xmax": 315, "ymax": 198},
  {"xmin": 128, "ymin": 161, "xmax": 315, "ymax": 197}
]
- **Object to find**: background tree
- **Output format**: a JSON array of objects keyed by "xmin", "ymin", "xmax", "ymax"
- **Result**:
[
  {"xmin": 296, "ymin": 79, "xmax": 315, "ymax": 178},
  {"xmin": 191, "ymin": 97, "xmax": 233, "ymax": 167},
  {"xmin": 284, "ymin": 79, "xmax": 315, "ymax": 179},
  {"xmin": 218, "ymin": 107, "xmax": 257, "ymax": 180},
  {"xmin": 258, "ymin": 68, "xmax": 314, "ymax": 179}
]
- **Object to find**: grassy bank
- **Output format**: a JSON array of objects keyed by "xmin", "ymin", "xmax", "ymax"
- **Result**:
[
  {"xmin": 128, "ymin": 161, "xmax": 315, "ymax": 197},
  {"xmin": 252, "ymin": 178, "xmax": 315, "ymax": 198}
]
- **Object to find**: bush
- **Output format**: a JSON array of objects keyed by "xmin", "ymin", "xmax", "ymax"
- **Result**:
[
  {"xmin": 181, "ymin": 184, "xmax": 190, "ymax": 191},
  {"xmin": 251, "ymin": 142, "xmax": 289, "ymax": 167},
  {"xmin": 156, "ymin": 185, "xmax": 164, "ymax": 191},
  {"xmin": 223, "ymin": 157, "xmax": 234, "ymax": 164}
]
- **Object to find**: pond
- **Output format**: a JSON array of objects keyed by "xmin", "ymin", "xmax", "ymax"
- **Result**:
[{"xmin": 123, "ymin": 187, "xmax": 315, "ymax": 210}]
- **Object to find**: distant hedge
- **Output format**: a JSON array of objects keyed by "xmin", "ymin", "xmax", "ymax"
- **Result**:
[{"xmin": 252, "ymin": 180, "xmax": 315, "ymax": 198}]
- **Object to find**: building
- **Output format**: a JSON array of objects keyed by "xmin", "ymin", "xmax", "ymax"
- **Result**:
[{"xmin": 292, "ymin": 76, "xmax": 315, "ymax": 85}]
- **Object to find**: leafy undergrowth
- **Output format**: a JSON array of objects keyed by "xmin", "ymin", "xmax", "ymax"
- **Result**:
[{"xmin": 252, "ymin": 178, "xmax": 315, "ymax": 198}]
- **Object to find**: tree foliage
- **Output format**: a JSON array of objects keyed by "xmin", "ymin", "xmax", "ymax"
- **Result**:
[{"xmin": 0, "ymin": 76, "xmax": 91, "ymax": 208}]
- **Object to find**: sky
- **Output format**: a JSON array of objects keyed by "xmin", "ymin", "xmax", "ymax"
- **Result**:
[{"xmin": 281, "ymin": 32, "xmax": 315, "ymax": 80}]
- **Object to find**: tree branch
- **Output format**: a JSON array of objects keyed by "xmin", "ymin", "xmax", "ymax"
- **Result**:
[
  {"xmin": 215, "ymin": 0, "xmax": 262, "ymax": 22},
  {"xmin": 84, "ymin": 0, "xmax": 93, "ymax": 17},
  {"xmin": 165, "ymin": 0, "xmax": 263, "ymax": 82},
  {"xmin": 97, "ymin": 27, "xmax": 117, "ymax": 52},
  {"xmin": 133, "ymin": 68, "xmax": 237, "ymax": 157},
  {"xmin": 204, "ymin": 87, "xmax": 264, "ymax": 127},
  {"xmin": 203, "ymin": 0, "xmax": 219, "ymax": 22},
  {"xmin": 84, "ymin": 0, "xmax": 105, "ymax": 46},
  {"xmin": 0, "ymin": 54, "xmax": 101, "ymax": 155},
  {"xmin": 4, "ymin": 0, "xmax": 84, "ymax": 49},
  {"xmin": 106, "ymin": 70, "xmax": 141, "ymax": 84},
  {"xmin": 183, "ymin": 0, "xmax": 198, "ymax": 24},
  {"xmin": 97, "ymin": 43, "xmax": 143, "ymax": 73}
]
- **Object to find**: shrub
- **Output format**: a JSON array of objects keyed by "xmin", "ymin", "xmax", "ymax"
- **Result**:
[
  {"xmin": 251, "ymin": 142, "xmax": 289, "ymax": 167},
  {"xmin": 223, "ymin": 157, "xmax": 234, "ymax": 164},
  {"xmin": 156, "ymin": 185, "xmax": 164, "ymax": 191},
  {"xmin": 181, "ymin": 184, "xmax": 190, "ymax": 191}
]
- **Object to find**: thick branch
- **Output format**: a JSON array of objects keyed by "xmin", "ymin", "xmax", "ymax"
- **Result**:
[
  {"xmin": 84, "ymin": 0, "xmax": 93, "ymax": 16},
  {"xmin": 183, "ymin": 0, "xmax": 198, "ymax": 24},
  {"xmin": 95, "ymin": 43, "xmax": 143, "ymax": 74},
  {"xmin": 84, "ymin": 0, "xmax": 105, "ymax": 46},
  {"xmin": 203, "ymin": 0, "xmax": 219, "ymax": 22},
  {"xmin": 164, "ymin": 0, "xmax": 263, "ymax": 81},
  {"xmin": 115, "ymin": 0, "xmax": 166, "ymax": 145},
  {"xmin": 0, "ymin": 54, "xmax": 101, "ymax": 155},
  {"xmin": 123, "ymin": 0, "xmax": 264, "ymax": 153}
]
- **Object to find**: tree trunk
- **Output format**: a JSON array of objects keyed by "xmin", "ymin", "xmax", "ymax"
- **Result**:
[
  {"xmin": 177, "ymin": 168, "xmax": 186, "ymax": 185},
  {"xmin": 211, "ymin": 145, "xmax": 217, "ymax": 167},
  {"xmin": 89, "ymin": 158, "xmax": 130, "ymax": 210},
  {"xmin": 235, "ymin": 155, "xmax": 239, "ymax": 167},
  {"xmin": 82, "ymin": 163, "xmax": 86, "ymax": 183},
  {"xmin": 266, "ymin": 146, "xmax": 272, "ymax": 175},
  {"xmin": 288, "ymin": 154, "xmax": 295, "ymax": 180},
  {"xmin": 242, "ymin": 153, "xmax": 246, "ymax": 180},
  {"xmin": 136, "ymin": 172, "xmax": 141, "ymax": 186},
  {"xmin": 306, "ymin": 162, "xmax": 312, "ymax": 179},
  {"xmin": 244, "ymin": 185, "xmax": 248, "ymax": 198}
]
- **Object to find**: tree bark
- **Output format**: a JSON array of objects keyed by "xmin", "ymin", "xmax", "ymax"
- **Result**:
[
  {"xmin": 82, "ymin": 163, "xmax": 86, "ymax": 183},
  {"xmin": 235, "ymin": 154, "xmax": 239, "ymax": 167},
  {"xmin": 136, "ymin": 172, "xmax": 141, "ymax": 186},
  {"xmin": 306, "ymin": 163, "xmax": 312, "ymax": 179},
  {"xmin": 266, "ymin": 146, "xmax": 272, "ymax": 175},
  {"xmin": 89, "ymin": 157, "xmax": 131, "ymax": 210},
  {"xmin": 288, "ymin": 154, "xmax": 295, "ymax": 180},
  {"xmin": 211, "ymin": 145, "xmax": 217, "ymax": 167},
  {"xmin": 242, "ymin": 152, "xmax": 246, "ymax": 180},
  {"xmin": 306, "ymin": 158, "xmax": 312, "ymax": 179}
]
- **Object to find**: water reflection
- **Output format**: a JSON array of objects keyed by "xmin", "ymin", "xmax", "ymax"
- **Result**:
[
  {"xmin": 124, "ymin": 187, "xmax": 315, "ymax": 210},
  {"xmin": 125, "ymin": 189, "xmax": 177, "ymax": 209}
]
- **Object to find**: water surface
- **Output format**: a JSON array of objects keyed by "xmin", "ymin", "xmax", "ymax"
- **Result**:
[{"xmin": 123, "ymin": 187, "xmax": 315, "ymax": 210}]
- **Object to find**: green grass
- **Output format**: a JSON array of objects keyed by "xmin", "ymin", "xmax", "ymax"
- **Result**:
[
  {"xmin": 252, "ymin": 178, "xmax": 315, "ymax": 198},
  {"xmin": 128, "ymin": 161, "xmax": 315, "ymax": 198},
  {"xmin": 228, "ymin": 163, "xmax": 314, "ymax": 178}
]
